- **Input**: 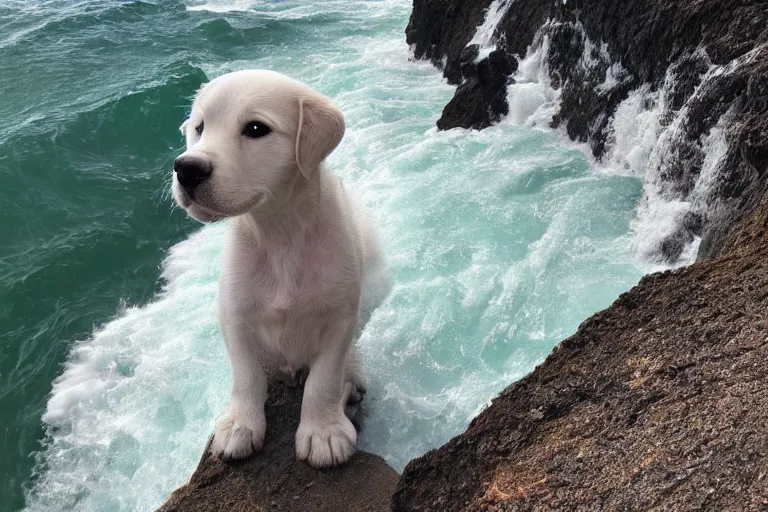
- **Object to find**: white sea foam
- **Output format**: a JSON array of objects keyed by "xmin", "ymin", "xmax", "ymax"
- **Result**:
[
  {"xmin": 603, "ymin": 85, "xmax": 662, "ymax": 175},
  {"xmin": 468, "ymin": 0, "xmax": 514, "ymax": 59},
  {"xmin": 185, "ymin": 0, "xmax": 256, "ymax": 12},
  {"xmin": 504, "ymin": 31, "xmax": 559, "ymax": 127},
  {"xmin": 29, "ymin": 226, "xmax": 228, "ymax": 511},
  {"xmin": 597, "ymin": 62, "xmax": 630, "ymax": 93},
  {"xmin": 500, "ymin": 21, "xmax": 746, "ymax": 266},
  {"xmin": 692, "ymin": 110, "xmax": 731, "ymax": 207}
]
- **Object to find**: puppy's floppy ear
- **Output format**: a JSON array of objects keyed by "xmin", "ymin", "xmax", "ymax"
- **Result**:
[{"xmin": 295, "ymin": 96, "xmax": 345, "ymax": 179}]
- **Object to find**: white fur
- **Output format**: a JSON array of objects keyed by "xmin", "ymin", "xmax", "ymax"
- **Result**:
[{"xmin": 172, "ymin": 70, "xmax": 387, "ymax": 468}]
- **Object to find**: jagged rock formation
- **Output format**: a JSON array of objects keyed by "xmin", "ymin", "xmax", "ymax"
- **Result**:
[
  {"xmin": 437, "ymin": 46, "xmax": 517, "ymax": 130},
  {"xmin": 157, "ymin": 383, "xmax": 397, "ymax": 512},
  {"xmin": 408, "ymin": 0, "xmax": 768, "ymax": 263}
]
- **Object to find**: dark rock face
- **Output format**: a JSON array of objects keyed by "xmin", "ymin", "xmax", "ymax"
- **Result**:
[
  {"xmin": 158, "ymin": 383, "xmax": 398, "ymax": 512},
  {"xmin": 405, "ymin": 0, "xmax": 494, "ymax": 85},
  {"xmin": 406, "ymin": 0, "xmax": 557, "ymax": 84},
  {"xmin": 392, "ymin": 193, "xmax": 768, "ymax": 511},
  {"xmin": 407, "ymin": 0, "xmax": 768, "ymax": 263},
  {"xmin": 437, "ymin": 47, "xmax": 517, "ymax": 130},
  {"xmin": 408, "ymin": 0, "xmax": 555, "ymax": 132}
]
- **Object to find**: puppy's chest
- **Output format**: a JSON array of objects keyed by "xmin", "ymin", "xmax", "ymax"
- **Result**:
[{"xmin": 243, "ymin": 243, "xmax": 344, "ymax": 314}]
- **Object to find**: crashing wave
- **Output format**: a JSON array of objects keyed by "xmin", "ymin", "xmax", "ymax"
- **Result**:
[{"xmin": 419, "ymin": 1, "xmax": 767, "ymax": 265}]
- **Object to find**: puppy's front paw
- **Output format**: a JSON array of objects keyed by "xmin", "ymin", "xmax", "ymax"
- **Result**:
[
  {"xmin": 211, "ymin": 409, "xmax": 266, "ymax": 460},
  {"xmin": 295, "ymin": 416, "xmax": 357, "ymax": 468}
]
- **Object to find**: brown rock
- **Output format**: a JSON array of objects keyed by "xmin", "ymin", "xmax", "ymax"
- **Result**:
[
  {"xmin": 158, "ymin": 383, "xmax": 398, "ymax": 512},
  {"xmin": 392, "ymin": 193, "xmax": 768, "ymax": 511}
]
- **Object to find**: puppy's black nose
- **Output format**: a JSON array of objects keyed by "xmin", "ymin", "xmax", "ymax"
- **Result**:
[{"xmin": 174, "ymin": 155, "xmax": 212, "ymax": 190}]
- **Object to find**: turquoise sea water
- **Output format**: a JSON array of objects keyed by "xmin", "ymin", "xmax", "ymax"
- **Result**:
[{"xmin": 1, "ymin": 1, "xmax": 648, "ymax": 510}]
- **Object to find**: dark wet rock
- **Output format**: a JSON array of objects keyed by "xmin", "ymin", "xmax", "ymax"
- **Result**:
[
  {"xmin": 407, "ymin": 0, "xmax": 768, "ymax": 263},
  {"xmin": 406, "ymin": 0, "xmax": 557, "ymax": 82},
  {"xmin": 438, "ymin": 49, "xmax": 517, "ymax": 130},
  {"xmin": 664, "ymin": 53, "xmax": 711, "ymax": 113},
  {"xmin": 458, "ymin": 44, "xmax": 480, "ymax": 80},
  {"xmin": 158, "ymin": 382, "xmax": 398, "ymax": 512},
  {"xmin": 392, "ymin": 193, "xmax": 768, "ymax": 511},
  {"xmin": 487, "ymin": 48, "xmax": 517, "ymax": 77},
  {"xmin": 405, "ymin": 0, "xmax": 494, "ymax": 84}
]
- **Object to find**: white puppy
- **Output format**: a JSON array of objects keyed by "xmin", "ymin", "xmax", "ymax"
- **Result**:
[{"xmin": 172, "ymin": 70, "xmax": 387, "ymax": 468}]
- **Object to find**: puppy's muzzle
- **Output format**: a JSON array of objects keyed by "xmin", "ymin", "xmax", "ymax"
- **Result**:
[{"xmin": 174, "ymin": 155, "xmax": 212, "ymax": 191}]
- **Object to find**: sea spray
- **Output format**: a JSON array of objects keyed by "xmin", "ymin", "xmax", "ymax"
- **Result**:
[
  {"xmin": 476, "ymin": 18, "xmax": 759, "ymax": 265},
  {"xmin": 468, "ymin": 0, "xmax": 515, "ymax": 60}
]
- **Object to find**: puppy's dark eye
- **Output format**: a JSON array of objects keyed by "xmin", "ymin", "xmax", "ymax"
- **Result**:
[
  {"xmin": 195, "ymin": 121, "xmax": 204, "ymax": 136},
  {"xmin": 243, "ymin": 121, "xmax": 271, "ymax": 139}
]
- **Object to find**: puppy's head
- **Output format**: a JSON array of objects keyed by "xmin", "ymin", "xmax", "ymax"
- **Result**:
[{"xmin": 172, "ymin": 69, "xmax": 345, "ymax": 223}]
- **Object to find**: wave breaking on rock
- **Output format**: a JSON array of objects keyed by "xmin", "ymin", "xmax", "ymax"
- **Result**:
[{"xmin": 407, "ymin": 0, "xmax": 768, "ymax": 265}]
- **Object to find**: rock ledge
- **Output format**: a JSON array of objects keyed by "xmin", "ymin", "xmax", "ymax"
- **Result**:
[{"xmin": 158, "ymin": 383, "xmax": 398, "ymax": 512}]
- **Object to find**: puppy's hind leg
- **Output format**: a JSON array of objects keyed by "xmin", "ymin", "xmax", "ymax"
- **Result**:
[
  {"xmin": 211, "ymin": 320, "xmax": 268, "ymax": 460},
  {"xmin": 343, "ymin": 345, "xmax": 367, "ymax": 421}
]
